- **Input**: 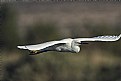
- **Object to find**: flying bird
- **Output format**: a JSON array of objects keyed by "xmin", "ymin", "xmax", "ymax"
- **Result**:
[{"xmin": 17, "ymin": 34, "xmax": 121, "ymax": 55}]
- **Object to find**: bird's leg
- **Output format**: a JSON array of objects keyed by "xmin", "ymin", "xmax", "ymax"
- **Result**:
[{"xmin": 29, "ymin": 50, "xmax": 39, "ymax": 55}]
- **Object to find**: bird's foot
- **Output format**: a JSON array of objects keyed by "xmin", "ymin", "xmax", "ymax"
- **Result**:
[{"xmin": 29, "ymin": 50, "xmax": 39, "ymax": 55}]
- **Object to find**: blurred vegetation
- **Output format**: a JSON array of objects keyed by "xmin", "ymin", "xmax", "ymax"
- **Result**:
[
  {"xmin": 0, "ymin": 4, "xmax": 20, "ymax": 50},
  {"xmin": 25, "ymin": 22, "xmax": 60, "ymax": 44},
  {"xmin": 1, "ymin": 3, "xmax": 121, "ymax": 81}
]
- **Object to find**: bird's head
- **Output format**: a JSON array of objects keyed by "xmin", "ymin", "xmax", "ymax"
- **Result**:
[
  {"xmin": 72, "ymin": 40, "xmax": 81, "ymax": 46},
  {"xmin": 74, "ymin": 40, "xmax": 88, "ymax": 46}
]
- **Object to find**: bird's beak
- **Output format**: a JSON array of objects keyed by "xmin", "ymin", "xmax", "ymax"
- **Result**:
[{"xmin": 80, "ymin": 42, "xmax": 89, "ymax": 44}]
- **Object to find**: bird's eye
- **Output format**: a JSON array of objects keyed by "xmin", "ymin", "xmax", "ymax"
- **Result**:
[
  {"xmin": 75, "ymin": 41, "xmax": 78, "ymax": 43},
  {"xmin": 75, "ymin": 41, "xmax": 80, "ymax": 44}
]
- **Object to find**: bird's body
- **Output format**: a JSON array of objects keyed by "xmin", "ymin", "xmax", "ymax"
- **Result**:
[
  {"xmin": 17, "ymin": 34, "xmax": 121, "ymax": 55},
  {"xmin": 54, "ymin": 38, "xmax": 80, "ymax": 53}
]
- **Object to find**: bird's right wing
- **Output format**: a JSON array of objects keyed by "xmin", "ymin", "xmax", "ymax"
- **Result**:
[
  {"xmin": 17, "ymin": 40, "xmax": 67, "ymax": 50},
  {"xmin": 74, "ymin": 34, "xmax": 121, "ymax": 42}
]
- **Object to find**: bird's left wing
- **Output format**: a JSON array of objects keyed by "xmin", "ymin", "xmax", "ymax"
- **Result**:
[
  {"xmin": 17, "ymin": 40, "xmax": 67, "ymax": 50},
  {"xmin": 74, "ymin": 34, "xmax": 121, "ymax": 42}
]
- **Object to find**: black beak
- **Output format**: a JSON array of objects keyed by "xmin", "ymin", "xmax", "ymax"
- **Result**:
[{"xmin": 80, "ymin": 42, "xmax": 89, "ymax": 44}]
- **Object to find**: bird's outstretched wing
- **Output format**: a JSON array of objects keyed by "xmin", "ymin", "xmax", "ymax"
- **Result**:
[
  {"xmin": 74, "ymin": 34, "xmax": 121, "ymax": 42},
  {"xmin": 17, "ymin": 40, "xmax": 67, "ymax": 50}
]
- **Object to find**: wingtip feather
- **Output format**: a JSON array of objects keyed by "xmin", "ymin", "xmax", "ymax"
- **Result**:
[
  {"xmin": 112, "ymin": 34, "xmax": 121, "ymax": 41},
  {"xmin": 17, "ymin": 46, "xmax": 28, "ymax": 49},
  {"xmin": 119, "ymin": 34, "xmax": 121, "ymax": 37},
  {"xmin": 117, "ymin": 34, "xmax": 121, "ymax": 40}
]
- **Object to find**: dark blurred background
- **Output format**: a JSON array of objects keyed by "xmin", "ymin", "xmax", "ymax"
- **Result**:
[{"xmin": 1, "ymin": 1, "xmax": 121, "ymax": 81}]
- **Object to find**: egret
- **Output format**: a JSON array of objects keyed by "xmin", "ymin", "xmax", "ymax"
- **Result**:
[{"xmin": 17, "ymin": 34, "xmax": 121, "ymax": 55}]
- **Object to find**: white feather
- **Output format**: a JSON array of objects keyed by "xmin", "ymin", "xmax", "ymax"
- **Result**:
[
  {"xmin": 17, "ymin": 39, "xmax": 68, "ymax": 50},
  {"xmin": 17, "ymin": 34, "xmax": 121, "ymax": 54},
  {"xmin": 74, "ymin": 34, "xmax": 121, "ymax": 42}
]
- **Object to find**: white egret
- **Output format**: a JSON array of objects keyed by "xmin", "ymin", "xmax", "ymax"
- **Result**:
[{"xmin": 17, "ymin": 34, "xmax": 121, "ymax": 55}]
